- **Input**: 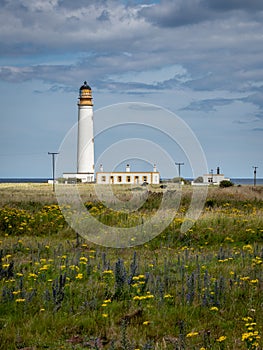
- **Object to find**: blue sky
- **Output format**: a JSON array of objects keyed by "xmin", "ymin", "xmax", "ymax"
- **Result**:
[{"xmin": 0, "ymin": 0, "xmax": 262, "ymax": 178}]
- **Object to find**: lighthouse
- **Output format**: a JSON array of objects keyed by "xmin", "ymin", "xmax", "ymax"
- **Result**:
[
  {"xmin": 63, "ymin": 82, "xmax": 95, "ymax": 183},
  {"xmin": 77, "ymin": 82, "xmax": 94, "ymax": 181}
]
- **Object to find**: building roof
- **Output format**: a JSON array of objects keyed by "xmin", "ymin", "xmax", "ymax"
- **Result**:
[
  {"xmin": 96, "ymin": 171, "xmax": 160, "ymax": 174},
  {"xmin": 80, "ymin": 81, "xmax": 91, "ymax": 90}
]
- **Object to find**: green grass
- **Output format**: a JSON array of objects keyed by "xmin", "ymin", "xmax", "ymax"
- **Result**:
[{"xmin": 0, "ymin": 183, "xmax": 262, "ymax": 349}]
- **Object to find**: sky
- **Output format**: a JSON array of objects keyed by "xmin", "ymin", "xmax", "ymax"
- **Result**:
[{"xmin": 0, "ymin": 0, "xmax": 262, "ymax": 179}]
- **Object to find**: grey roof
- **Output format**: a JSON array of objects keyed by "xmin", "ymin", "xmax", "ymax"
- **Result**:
[{"xmin": 80, "ymin": 81, "xmax": 91, "ymax": 90}]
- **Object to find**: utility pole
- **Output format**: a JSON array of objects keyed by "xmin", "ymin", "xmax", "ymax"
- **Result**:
[
  {"xmin": 48, "ymin": 152, "xmax": 59, "ymax": 192},
  {"xmin": 253, "ymin": 166, "xmax": 258, "ymax": 186},
  {"xmin": 175, "ymin": 162, "xmax": 184, "ymax": 185}
]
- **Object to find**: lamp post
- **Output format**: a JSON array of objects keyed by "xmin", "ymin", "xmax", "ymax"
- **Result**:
[
  {"xmin": 175, "ymin": 162, "xmax": 184, "ymax": 186},
  {"xmin": 253, "ymin": 166, "xmax": 258, "ymax": 187},
  {"xmin": 48, "ymin": 152, "xmax": 59, "ymax": 192}
]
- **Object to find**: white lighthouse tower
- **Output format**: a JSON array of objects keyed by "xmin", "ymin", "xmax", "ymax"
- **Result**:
[
  {"xmin": 73, "ymin": 81, "xmax": 94, "ymax": 182},
  {"xmin": 63, "ymin": 82, "xmax": 95, "ymax": 183},
  {"xmin": 77, "ymin": 81, "xmax": 94, "ymax": 182}
]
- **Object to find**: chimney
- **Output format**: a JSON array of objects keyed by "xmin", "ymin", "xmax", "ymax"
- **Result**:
[
  {"xmin": 153, "ymin": 164, "xmax": 157, "ymax": 172},
  {"xmin": 126, "ymin": 164, "xmax": 130, "ymax": 172},
  {"xmin": 217, "ymin": 166, "xmax": 220, "ymax": 175},
  {"xmin": 100, "ymin": 164, "xmax": 103, "ymax": 172}
]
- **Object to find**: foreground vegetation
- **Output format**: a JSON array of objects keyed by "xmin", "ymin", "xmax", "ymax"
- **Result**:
[{"xmin": 0, "ymin": 183, "xmax": 262, "ymax": 349}]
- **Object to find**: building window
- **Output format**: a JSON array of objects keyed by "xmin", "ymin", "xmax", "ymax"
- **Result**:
[
  {"xmin": 101, "ymin": 176, "xmax": 106, "ymax": 182},
  {"xmin": 110, "ymin": 176, "xmax": 114, "ymax": 183},
  {"xmin": 135, "ymin": 176, "xmax": 139, "ymax": 184},
  {"xmin": 117, "ymin": 176, "xmax": 122, "ymax": 183},
  {"xmin": 126, "ymin": 176, "xmax": 131, "ymax": 183},
  {"xmin": 143, "ymin": 176, "xmax": 147, "ymax": 182},
  {"xmin": 208, "ymin": 177, "xmax": 213, "ymax": 183}
]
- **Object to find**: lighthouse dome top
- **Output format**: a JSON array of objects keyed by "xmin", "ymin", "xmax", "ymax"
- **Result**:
[{"xmin": 80, "ymin": 81, "xmax": 91, "ymax": 90}]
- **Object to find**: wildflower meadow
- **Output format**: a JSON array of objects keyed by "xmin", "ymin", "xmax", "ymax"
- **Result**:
[{"xmin": 0, "ymin": 183, "xmax": 262, "ymax": 349}]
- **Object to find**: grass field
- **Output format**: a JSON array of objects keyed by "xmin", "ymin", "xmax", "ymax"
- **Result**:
[{"xmin": 0, "ymin": 183, "xmax": 262, "ymax": 350}]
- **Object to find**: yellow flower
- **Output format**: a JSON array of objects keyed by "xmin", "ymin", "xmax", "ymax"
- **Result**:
[
  {"xmin": 242, "ymin": 244, "xmax": 253, "ymax": 252},
  {"xmin": 146, "ymin": 294, "xmax": 154, "ymax": 299},
  {"xmin": 186, "ymin": 332, "xmax": 199, "ymax": 338},
  {"xmin": 242, "ymin": 332, "xmax": 253, "ymax": 341},
  {"xmin": 132, "ymin": 276, "xmax": 140, "ymax": 281},
  {"xmin": 103, "ymin": 270, "xmax": 113, "ymax": 274},
  {"xmin": 143, "ymin": 321, "xmax": 150, "ymax": 325},
  {"xmin": 39, "ymin": 265, "xmax": 49, "ymax": 271},
  {"xmin": 240, "ymin": 276, "xmax": 250, "ymax": 281},
  {"xmin": 80, "ymin": 256, "xmax": 88, "ymax": 262},
  {"xmin": 28, "ymin": 273, "xmax": 38, "ymax": 278},
  {"xmin": 103, "ymin": 299, "xmax": 111, "ymax": 303},
  {"xmin": 210, "ymin": 306, "xmax": 219, "ymax": 311},
  {"xmin": 12, "ymin": 290, "xmax": 21, "ymax": 295},
  {"xmin": 75, "ymin": 273, "xmax": 83, "ymax": 280},
  {"xmin": 216, "ymin": 336, "xmax": 227, "ymax": 342},
  {"xmin": 242, "ymin": 317, "xmax": 253, "ymax": 322},
  {"xmin": 15, "ymin": 298, "xmax": 25, "ymax": 303},
  {"xmin": 102, "ymin": 314, "xmax": 108, "ymax": 318},
  {"xmin": 164, "ymin": 294, "xmax": 173, "ymax": 298}
]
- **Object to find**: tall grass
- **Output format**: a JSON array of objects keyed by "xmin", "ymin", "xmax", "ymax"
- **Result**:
[{"xmin": 0, "ymin": 183, "xmax": 262, "ymax": 349}]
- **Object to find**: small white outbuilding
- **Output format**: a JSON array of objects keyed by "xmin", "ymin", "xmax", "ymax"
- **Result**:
[{"xmin": 192, "ymin": 167, "xmax": 230, "ymax": 186}]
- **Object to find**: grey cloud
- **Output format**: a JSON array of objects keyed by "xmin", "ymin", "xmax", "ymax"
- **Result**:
[
  {"xmin": 140, "ymin": 0, "xmax": 263, "ymax": 28},
  {"xmin": 181, "ymin": 98, "xmax": 236, "ymax": 112},
  {"xmin": 95, "ymin": 80, "xmax": 160, "ymax": 92},
  {"xmin": 97, "ymin": 10, "xmax": 111, "ymax": 22},
  {"xmin": 243, "ymin": 91, "xmax": 263, "ymax": 107},
  {"xmin": 57, "ymin": 0, "xmax": 109, "ymax": 10},
  {"xmin": 34, "ymin": 85, "xmax": 76, "ymax": 94},
  {"xmin": 0, "ymin": 0, "xmax": 262, "ymax": 104},
  {"xmin": 207, "ymin": 0, "xmax": 263, "ymax": 12},
  {"xmin": 139, "ymin": 0, "xmax": 211, "ymax": 28}
]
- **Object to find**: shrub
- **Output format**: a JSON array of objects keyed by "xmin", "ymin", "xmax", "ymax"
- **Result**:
[
  {"xmin": 219, "ymin": 180, "xmax": 234, "ymax": 188},
  {"xmin": 194, "ymin": 176, "xmax": 203, "ymax": 183}
]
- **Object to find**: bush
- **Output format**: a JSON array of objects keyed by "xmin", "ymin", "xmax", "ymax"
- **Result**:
[
  {"xmin": 193, "ymin": 176, "xmax": 203, "ymax": 183},
  {"xmin": 219, "ymin": 180, "xmax": 234, "ymax": 188}
]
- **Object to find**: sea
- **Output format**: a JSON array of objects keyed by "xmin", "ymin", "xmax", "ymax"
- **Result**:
[{"xmin": 0, "ymin": 178, "xmax": 263, "ymax": 185}]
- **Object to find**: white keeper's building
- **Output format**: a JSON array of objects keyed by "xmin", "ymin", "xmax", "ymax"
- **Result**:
[{"xmin": 96, "ymin": 164, "xmax": 160, "ymax": 185}]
